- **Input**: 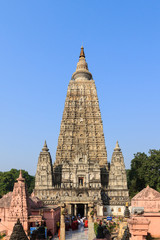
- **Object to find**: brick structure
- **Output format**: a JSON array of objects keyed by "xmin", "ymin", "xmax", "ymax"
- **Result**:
[
  {"xmin": 0, "ymin": 171, "xmax": 60, "ymax": 238},
  {"xmin": 128, "ymin": 186, "xmax": 160, "ymax": 239}
]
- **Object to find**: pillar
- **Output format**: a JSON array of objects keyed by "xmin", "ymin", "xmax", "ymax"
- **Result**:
[
  {"xmin": 128, "ymin": 217, "xmax": 150, "ymax": 240},
  {"xmin": 94, "ymin": 205, "xmax": 97, "ymax": 221},
  {"xmin": 97, "ymin": 204, "xmax": 103, "ymax": 216},
  {"xmin": 71, "ymin": 204, "xmax": 74, "ymax": 216},
  {"xmin": 67, "ymin": 204, "xmax": 72, "ymax": 215},
  {"xmin": 88, "ymin": 203, "xmax": 96, "ymax": 240},
  {"xmin": 60, "ymin": 209, "xmax": 65, "ymax": 240},
  {"xmin": 74, "ymin": 204, "xmax": 77, "ymax": 216},
  {"xmin": 84, "ymin": 204, "xmax": 87, "ymax": 217}
]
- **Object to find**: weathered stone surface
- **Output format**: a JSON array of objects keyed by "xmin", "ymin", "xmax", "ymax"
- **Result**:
[
  {"xmin": 9, "ymin": 170, "xmax": 29, "ymax": 223},
  {"xmin": 34, "ymin": 47, "xmax": 129, "ymax": 214},
  {"xmin": 0, "ymin": 171, "xmax": 60, "ymax": 237},
  {"xmin": 0, "ymin": 192, "xmax": 12, "ymax": 208},
  {"xmin": 60, "ymin": 208, "xmax": 65, "ymax": 240},
  {"xmin": 35, "ymin": 140, "xmax": 53, "ymax": 190},
  {"xmin": 131, "ymin": 185, "xmax": 160, "ymax": 212},
  {"xmin": 129, "ymin": 186, "xmax": 160, "ymax": 239},
  {"xmin": 107, "ymin": 141, "xmax": 129, "ymax": 206}
]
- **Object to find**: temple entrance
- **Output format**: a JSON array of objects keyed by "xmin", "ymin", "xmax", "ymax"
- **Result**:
[
  {"xmin": 71, "ymin": 204, "xmax": 88, "ymax": 217},
  {"xmin": 77, "ymin": 204, "xmax": 84, "ymax": 217}
]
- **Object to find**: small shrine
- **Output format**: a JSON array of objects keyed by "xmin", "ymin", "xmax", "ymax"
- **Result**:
[
  {"xmin": 0, "ymin": 170, "xmax": 60, "ymax": 238},
  {"xmin": 128, "ymin": 186, "xmax": 160, "ymax": 239}
]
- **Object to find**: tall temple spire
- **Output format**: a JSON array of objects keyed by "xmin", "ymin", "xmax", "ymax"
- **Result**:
[
  {"xmin": 72, "ymin": 46, "xmax": 92, "ymax": 80},
  {"xmin": 34, "ymin": 47, "xmax": 129, "ymax": 213},
  {"xmin": 54, "ymin": 46, "xmax": 108, "ymax": 169}
]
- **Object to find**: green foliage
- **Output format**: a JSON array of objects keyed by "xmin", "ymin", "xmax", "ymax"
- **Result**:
[
  {"xmin": 127, "ymin": 149, "xmax": 160, "ymax": 198},
  {"xmin": 94, "ymin": 222, "xmax": 99, "ymax": 236},
  {"xmin": 90, "ymin": 210, "xmax": 94, "ymax": 216},
  {"xmin": 146, "ymin": 233, "xmax": 153, "ymax": 240},
  {"xmin": 104, "ymin": 221, "xmax": 117, "ymax": 233},
  {"xmin": 0, "ymin": 169, "xmax": 35, "ymax": 198},
  {"xmin": 0, "ymin": 233, "xmax": 6, "ymax": 239},
  {"xmin": 94, "ymin": 221, "xmax": 117, "ymax": 236}
]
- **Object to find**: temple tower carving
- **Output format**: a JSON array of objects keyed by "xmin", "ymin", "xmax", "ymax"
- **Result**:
[
  {"xmin": 34, "ymin": 47, "xmax": 129, "ymax": 216},
  {"xmin": 8, "ymin": 170, "xmax": 29, "ymax": 232},
  {"xmin": 35, "ymin": 141, "xmax": 53, "ymax": 189},
  {"xmin": 107, "ymin": 141, "xmax": 129, "ymax": 209},
  {"xmin": 55, "ymin": 46, "xmax": 107, "ymax": 169}
]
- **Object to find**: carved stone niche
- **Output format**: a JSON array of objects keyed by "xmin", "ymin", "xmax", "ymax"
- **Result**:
[
  {"xmin": 77, "ymin": 192, "xmax": 83, "ymax": 198},
  {"xmin": 77, "ymin": 191, "xmax": 89, "ymax": 199},
  {"xmin": 75, "ymin": 154, "xmax": 88, "ymax": 164}
]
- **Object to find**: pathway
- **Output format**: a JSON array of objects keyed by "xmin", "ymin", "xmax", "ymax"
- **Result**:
[{"xmin": 52, "ymin": 227, "xmax": 88, "ymax": 240}]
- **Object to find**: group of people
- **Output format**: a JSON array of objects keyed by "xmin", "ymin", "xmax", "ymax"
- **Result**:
[
  {"xmin": 56, "ymin": 214, "xmax": 88, "ymax": 239},
  {"xmin": 70, "ymin": 216, "xmax": 88, "ymax": 231},
  {"xmin": 95, "ymin": 220, "xmax": 111, "ymax": 240}
]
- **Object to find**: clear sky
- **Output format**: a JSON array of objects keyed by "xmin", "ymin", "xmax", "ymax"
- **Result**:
[{"xmin": 0, "ymin": 1, "xmax": 160, "ymax": 175}]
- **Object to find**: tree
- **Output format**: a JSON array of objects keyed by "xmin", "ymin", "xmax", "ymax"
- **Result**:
[
  {"xmin": 0, "ymin": 233, "xmax": 6, "ymax": 239},
  {"xmin": 127, "ymin": 149, "xmax": 160, "ymax": 198},
  {"xmin": 0, "ymin": 169, "xmax": 35, "ymax": 198}
]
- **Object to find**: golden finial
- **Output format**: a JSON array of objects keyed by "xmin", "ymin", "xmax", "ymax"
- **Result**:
[{"xmin": 79, "ymin": 46, "xmax": 85, "ymax": 58}]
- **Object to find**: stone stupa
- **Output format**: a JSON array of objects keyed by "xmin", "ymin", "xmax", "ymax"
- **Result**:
[{"xmin": 9, "ymin": 218, "xmax": 28, "ymax": 240}]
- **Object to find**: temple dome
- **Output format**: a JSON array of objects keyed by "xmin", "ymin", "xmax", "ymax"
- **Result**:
[{"xmin": 72, "ymin": 46, "xmax": 92, "ymax": 80}]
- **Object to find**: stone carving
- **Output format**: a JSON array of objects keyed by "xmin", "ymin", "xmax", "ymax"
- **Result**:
[
  {"xmin": 131, "ymin": 185, "xmax": 160, "ymax": 212},
  {"xmin": 34, "ymin": 47, "xmax": 129, "ymax": 215},
  {"xmin": 9, "ymin": 170, "xmax": 29, "ymax": 223},
  {"xmin": 35, "ymin": 141, "xmax": 53, "ymax": 189},
  {"xmin": 128, "ymin": 186, "xmax": 160, "ymax": 239},
  {"xmin": 107, "ymin": 141, "xmax": 129, "ymax": 205},
  {"xmin": 132, "ymin": 207, "xmax": 144, "ymax": 215}
]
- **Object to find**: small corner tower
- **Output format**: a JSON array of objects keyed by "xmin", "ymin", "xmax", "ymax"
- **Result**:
[
  {"xmin": 9, "ymin": 170, "xmax": 29, "ymax": 232},
  {"xmin": 107, "ymin": 141, "xmax": 129, "ymax": 214},
  {"xmin": 35, "ymin": 141, "xmax": 53, "ymax": 192}
]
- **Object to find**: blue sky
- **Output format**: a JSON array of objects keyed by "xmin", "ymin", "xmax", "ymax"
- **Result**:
[{"xmin": 0, "ymin": 1, "xmax": 160, "ymax": 175}]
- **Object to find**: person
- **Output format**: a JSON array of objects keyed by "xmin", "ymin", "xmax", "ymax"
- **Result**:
[
  {"xmin": 65, "ymin": 218, "xmax": 70, "ymax": 231},
  {"xmin": 104, "ymin": 228, "xmax": 111, "ymax": 240},
  {"xmin": 71, "ymin": 218, "xmax": 77, "ymax": 230},
  {"xmin": 84, "ymin": 218, "xmax": 88, "ymax": 228},
  {"xmin": 58, "ymin": 228, "xmax": 60, "ymax": 240},
  {"xmin": 56, "ymin": 221, "xmax": 60, "ymax": 233},
  {"xmin": 96, "ymin": 220, "xmax": 105, "ymax": 239},
  {"xmin": 37, "ymin": 223, "xmax": 45, "ymax": 239},
  {"xmin": 47, "ymin": 230, "xmax": 53, "ymax": 240},
  {"xmin": 77, "ymin": 217, "xmax": 81, "ymax": 226},
  {"xmin": 74, "ymin": 218, "xmax": 78, "ymax": 230},
  {"xmin": 80, "ymin": 217, "xmax": 84, "ymax": 232}
]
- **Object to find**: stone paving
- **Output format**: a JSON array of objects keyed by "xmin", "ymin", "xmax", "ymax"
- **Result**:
[{"xmin": 52, "ymin": 227, "xmax": 88, "ymax": 240}]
